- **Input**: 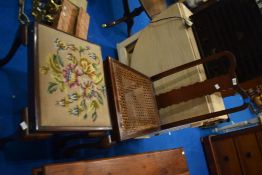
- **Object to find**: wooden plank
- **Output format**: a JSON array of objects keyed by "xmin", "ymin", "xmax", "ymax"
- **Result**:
[
  {"xmin": 75, "ymin": 8, "xmax": 90, "ymax": 39},
  {"xmin": 202, "ymin": 136, "xmax": 220, "ymax": 175},
  {"xmin": 221, "ymin": 76, "xmax": 262, "ymax": 97},
  {"xmin": 256, "ymin": 131, "xmax": 262, "ymax": 155},
  {"xmin": 235, "ymin": 133, "xmax": 262, "ymax": 175},
  {"xmin": 69, "ymin": 0, "xmax": 88, "ymax": 10},
  {"xmin": 43, "ymin": 148, "xmax": 188, "ymax": 175},
  {"xmin": 54, "ymin": 0, "xmax": 79, "ymax": 34},
  {"xmin": 213, "ymin": 138, "xmax": 242, "ymax": 175}
]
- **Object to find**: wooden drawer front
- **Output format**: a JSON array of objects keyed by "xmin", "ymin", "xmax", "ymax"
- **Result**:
[
  {"xmin": 213, "ymin": 138, "xmax": 242, "ymax": 175},
  {"xmin": 256, "ymin": 131, "xmax": 262, "ymax": 154},
  {"xmin": 235, "ymin": 133, "xmax": 262, "ymax": 175}
]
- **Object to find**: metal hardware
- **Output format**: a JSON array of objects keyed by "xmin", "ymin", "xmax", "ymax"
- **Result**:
[{"xmin": 212, "ymin": 117, "xmax": 260, "ymax": 133}]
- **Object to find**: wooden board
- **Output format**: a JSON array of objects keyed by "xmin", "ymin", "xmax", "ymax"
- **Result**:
[
  {"xmin": 235, "ymin": 133, "xmax": 262, "ymax": 175},
  {"xmin": 28, "ymin": 23, "xmax": 111, "ymax": 131},
  {"xmin": 129, "ymin": 3, "xmax": 226, "ymax": 126},
  {"xmin": 75, "ymin": 8, "xmax": 90, "ymax": 40},
  {"xmin": 54, "ymin": 0, "xmax": 79, "ymax": 35},
  {"xmin": 69, "ymin": 0, "xmax": 88, "ymax": 10},
  {"xmin": 41, "ymin": 148, "xmax": 189, "ymax": 175}
]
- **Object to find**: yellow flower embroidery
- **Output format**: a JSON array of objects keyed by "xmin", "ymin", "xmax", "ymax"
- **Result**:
[{"xmin": 80, "ymin": 58, "xmax": 96, "ymax": 78}]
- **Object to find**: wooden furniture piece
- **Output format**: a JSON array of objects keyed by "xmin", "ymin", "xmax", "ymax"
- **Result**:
[
  {"xmin": 33, "ymin": 148, "xmax": 189, "ymax": 175},
  {"xmin": 190, "ymin": 0, "xmax": 262, "ymax": 96},
  {"xmin": 75, "ymin": 7, "xmax": 90, "ymax": 39},
  {"xmin": 202, "ymin": 125, "xmax": 262, "ymax": 175},
  {"xmin": 102, "ymin": 0, "xmax": 168, "ymax": 36},
  {"xmin": 105, "ymin": 51, "xmax": 248, "ymax": 141},
  {"xmin": 118, "ymin": 3, "xmax": 228, "ymax": 129},
  {"xmin": 54, "ymin": 0, "xmax": 79, "ymax": 35},
  {"xmin": 54, "ymin": 0, "xmax": 90, "ymax": 39},
  {"xmin": 32, "ymin": 0, "xmax": 90, "ymax": 39}
]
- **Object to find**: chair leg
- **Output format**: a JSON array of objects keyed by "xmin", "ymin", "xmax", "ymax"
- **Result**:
[{"xmin": 99, "ymin": 134, "xmax": 116, "ymax": 148}]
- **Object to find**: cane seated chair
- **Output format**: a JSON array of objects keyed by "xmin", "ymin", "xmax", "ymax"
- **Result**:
[{"xmin": 104, "ymin": 51, "xmax": 249, "ymax": 141}]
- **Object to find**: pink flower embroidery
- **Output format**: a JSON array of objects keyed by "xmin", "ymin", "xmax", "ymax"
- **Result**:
[{"xmin": 63, "ymin": 64, "xmax": 81, "ymax": 88}]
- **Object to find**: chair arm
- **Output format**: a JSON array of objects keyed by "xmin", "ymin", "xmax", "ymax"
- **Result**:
[
  {"xmin": 151, "ymin": 51, "xmax": 249, "ymax": 129},
  {"xmin": 151, "ymin": 51, "xmax": 236, "ymax": 81}
]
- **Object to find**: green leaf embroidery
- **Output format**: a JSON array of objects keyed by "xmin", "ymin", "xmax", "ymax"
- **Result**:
[
  {"xmin": 100, "ymin": 85, "xmax": 106, "ymax": 96},
  {"xmin": 54, "ymin": 54, "xmax": 64, "ymax": 67},
  {"xmin": 92, "ymin": 111, "xmax": 98, "ymax": 121},
  {"xmin": 92, "ymin": 63, "xmax": 98, "ymax": 71},
  {"xmin": 47, "ymin": 82, "xmax": 58, "ymax": 94},
  {"xmin": 97, "ymin": 92, "xmax": 104, "ymax": 105},
  {"xmin": 83, "ymin": 114, "xmax": 88, "ymax": 119},
  {"xmin": 80, "ymin": 99, "xmax": 87, "ymax": 110},
  {"xmin": 88, "ymin": 100, "xmax": 100, "ymax": 112},
  {"xmin": 79, "ymin": 46, "xmax": 85, "ymax": 53}
]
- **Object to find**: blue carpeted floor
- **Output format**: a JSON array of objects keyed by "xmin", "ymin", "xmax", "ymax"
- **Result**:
[{"xmin": 0, "ymin": 1, "xmax": 255, "ymax": 175}]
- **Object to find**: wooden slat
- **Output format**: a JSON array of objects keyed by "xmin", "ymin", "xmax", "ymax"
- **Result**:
[
  {"xmin": 235, "ymin": 133, "xmax": 262, "ymax": 175},
  {"xmin": 221, "ymin": 76, "xmax": 262, "ymax": 97},
  {"xmin": 202, "ymin": 126, "xmax": 262, "ymax": 175},
  {"xmin": 43, "ymin": 148, "xmax": 188, "ymax": 175},
  {"xmin": 202, "ymin": 137, "xmax": 220, "ymax": 175},
  {"xmin": 213, "ymin": 138, "xmax": 242, "ymax": 175},
  {"xmin": 256, "ymin": 131, "xmax": 262, "ymax": 155}
]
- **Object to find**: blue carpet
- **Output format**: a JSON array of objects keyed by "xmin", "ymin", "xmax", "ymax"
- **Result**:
[{"xmin": 0, "ymin": 1, "xmax": 255, "ymax": 175}]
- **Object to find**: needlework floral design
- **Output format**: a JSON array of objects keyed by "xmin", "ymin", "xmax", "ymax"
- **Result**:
[{"xmin": 40, "ymin": 38, "xmax": 106, "ymax": 121}]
